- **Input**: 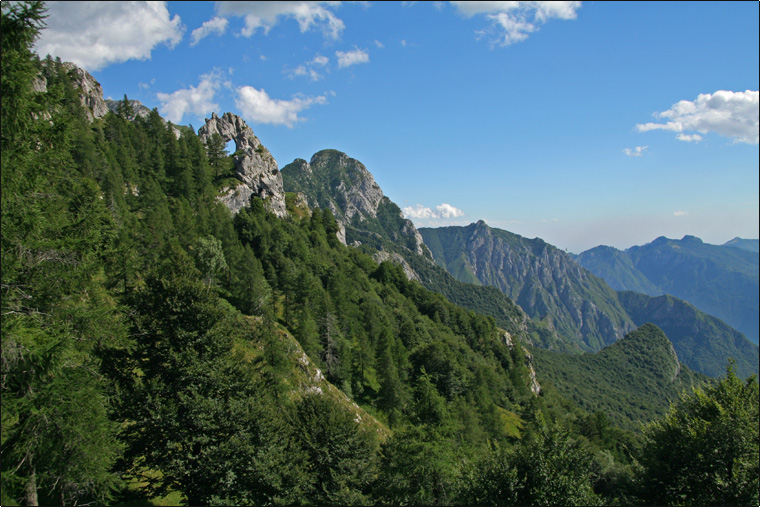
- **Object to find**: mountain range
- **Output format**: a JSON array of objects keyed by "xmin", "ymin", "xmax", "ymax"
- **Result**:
[
  {"xmin": 576, "ymin": 236, "xmax": 759, "ymax": 344},
  {"xmin": 279, "ymin": 148, "xmax": 758, "ymax": 379},
  {"xmin": 7, "ymin": 10, "xmax": 758, "ymax": 502},
  {"xmin": 47, "ymin": 53, "xmax": 759, "ymax": 391}
]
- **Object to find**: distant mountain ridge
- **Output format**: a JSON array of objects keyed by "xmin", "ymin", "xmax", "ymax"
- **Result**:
[
  {"xmin": 419, "ymin": 222, "xmax": 758, "ymax": 379},
  {"xmin": 723, "ymin": 237, "xmax": 759, "ymax": 253},
  {"xmin": 420, "ymin": 221, "xmax": 636, "ymax": 352},
  {"xmin": 576, "ymin": 235, "xmax": 759, "ymax": 343},
  {"xmin": 618, "ymin": 291, "xmax": 759, "ymax": 378}
]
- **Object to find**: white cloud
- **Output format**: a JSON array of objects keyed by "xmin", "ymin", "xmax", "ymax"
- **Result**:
[
  {"xmin": 34, "ymin": 1, "xmax": 184, "ymax": 71},
  {"xmin": 311, "ymin": 54, "xmax": 329, "ymax": 66},
  {"xmin": 157, "ymin": 71, "xmax": 223, "ymax": 123},
  {"xmin": 623, "ymin": 146, "xmax": 648, "ymax": 157},
  {"xmin": 450, "ymin": 1, "xmax": 582, "ymax": 47},
  {"xmin": 235, "ymin": 87, "xmax": 328, "ymax": 127},
  {"xmin": 676, "ymin": 133, "xmax": 703, "ymax": 142},
  {"xmin": 216, "ymin": 1, "xmax": 344, "ymax": 39},
  {"xmin": 673, "ymin": 211, "xmax": 689, "ymax": 217},
  {"xmin": 636, "ymin": 90, "xmax": 759, "ymax": 145},
  {"xmin": 336, "ymin": 47, "xmax": 369, "ymax": 68},
  {"xmin": 403, "ymin": 203, "xmax": 465, "ymax": 219},
  {"xmin": 190, "ymin": 16, "xmax": 228, "ymax": 46},
  {"xmin": 286, "ymin": 54, "xmax": 330, "ymax": 81}
]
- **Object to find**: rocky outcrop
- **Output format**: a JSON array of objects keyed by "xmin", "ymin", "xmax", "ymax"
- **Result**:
[
  {"xmin": 198, "ymin": 112, "xmax": 286, "ymax": 217},
  {"xmin": 36, "ymin": 59, "xmax": 181, "ymax": 138},
  {"xmin": 373, "ymin": 251, "xmax": 421, "ymax": 282},
  {"xmin": 105, "ymin": 99, "xmax": 152, "ymax": 120},
  {"xmin": 502, "ymin": 331, "xmax": 541, "ymax": 395},
  {"xmin": 37, "ymin": 60, "xmax": 108, "ymax": 121},
  {"xmin": 281, "ymin": 149, "xmax": 428, "ymax": 259},
  {"xmin": 296, "ymin": 151, "xmax": 384, "ymax": 223}
]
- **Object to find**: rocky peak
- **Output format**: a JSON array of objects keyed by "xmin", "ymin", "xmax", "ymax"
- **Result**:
[
  {"xmin": 198, "ymin": 112, "xmax": 286, "ymax": 217},
  {"xmin": 37, "ymin": 59, "xmax": 108, "ymax": 121},
  {"xmin": 105, "ymin": 98, "xmax": 152, "ymax": 120},
  {"xmin": 307, "ymin": 149, "xmax": 385, "ymax": 221},
  {"xmin": 281, "ymin": 149, "xmax": 429, "ymax": 260}
]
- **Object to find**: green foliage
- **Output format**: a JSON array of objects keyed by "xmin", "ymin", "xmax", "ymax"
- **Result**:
[
  {"xmin": 2, "ymin": 4, "xmax": 126, "ymax": 504},
  {"xmin": 635, "ymin": 365, "xmax": 759, "ymax": 506},
  {"xmin": 531, "ymin": 324, "xmax": 710, "ymax": 431},
  {"xmin": 292, "ymin": 393, "xmax": 379, "ymax": 505},
  {"xmin": 458, "ymin": 414, "xmax": 601, "ymax": 506}
]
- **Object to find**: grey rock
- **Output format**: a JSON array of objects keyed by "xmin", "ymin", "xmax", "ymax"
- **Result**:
[
  {"xmin": 308, "ymin": 151, "xmax": 384, "ymax": 222},
  {"xmin": 59, "ymin": 61, "xmax": 109, "ymax": 121},
  {"xmin": 105, "ymin": 99, "xmax": 152, "ymax": 120},
  {"xmin": 373, "ymin": 251, "xmax": 421, "ymax": 282},
  {"xmin": 198, "ymin": 112, "xmax": 286, "ymax": 217}
]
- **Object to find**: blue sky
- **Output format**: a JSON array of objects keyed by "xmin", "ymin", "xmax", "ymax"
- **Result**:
[{"xmin": 34, "ymin": 1, "xmax": 759, "ymax": 253}]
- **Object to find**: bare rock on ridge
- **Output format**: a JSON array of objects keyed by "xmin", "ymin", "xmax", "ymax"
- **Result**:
[{"xmin": 198, "ymin": 112, "xmax": 286, "ymax": 217}]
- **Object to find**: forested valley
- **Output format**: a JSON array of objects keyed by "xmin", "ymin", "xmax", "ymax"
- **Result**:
[{"xmin": 2, "ymin": 3, "xmax": 758, "ymax": 506}]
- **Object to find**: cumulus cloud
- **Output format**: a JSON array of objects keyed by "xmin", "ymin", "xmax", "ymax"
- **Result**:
[
  {"xmin": 403, "ymin": 203, "xmax": 465, "ymax": 219},
  {"xmin": 235, "ymin": 87, "xmax": 328, "ymax": 127},
  {"xmin": 216, "ymin": 1, "xmax": 344, "ymax": 39},
  {"xmin": 673, "ymin": 211, "xmax": 689, "ymax": 217},
  {"xmin": 450, "ymin": 1, "xmax": 582, "ymax": 47},
  {"xmin": 190, "ymin": 16, "xmax": 228, "ymax": 46},
  {"xmin": 157, "ymin": 71, "xmax": 223, "ymax": 123},
  {"xmin": 335, "ymin": 48, "xmax": 370, "ymax": 68},
  {"xmin": 623, "ymin": 146, "xmax": 648, "ymax": 157},
  {"xmin": 34, "ymin": 1, "xmax": 184, "ymax": 71},
  {"xmin": 636, "ymin": 90, "xmax": 759, "ymax": 145}
]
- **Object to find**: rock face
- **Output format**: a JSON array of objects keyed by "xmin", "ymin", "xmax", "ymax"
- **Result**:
[
  {"xmin": 37, "ymin": 60, "xmax": 108, "ymax": 121},
  {"xmin": 281, "ymin": 149, "xmax": 427, "ymax": 258},
  {"xmin": 105, "ymin": 99, "xmax": 152, "ymax": 120},
  {"xmin": 61, "ymin": 62, "xmax": 109, "ymax": 121},
  {"xmin": 198, "ymin": 112, "xmax": 286, "ymax": 217}
]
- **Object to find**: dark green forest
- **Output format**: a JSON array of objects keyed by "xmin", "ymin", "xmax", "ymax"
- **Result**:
[{"xmin": 2, "ymin": 3, "xmax": 758, "ymax": 506}]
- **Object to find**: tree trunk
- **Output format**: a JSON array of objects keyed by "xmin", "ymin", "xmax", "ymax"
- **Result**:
[{"xmin": 25, "ymin": 462, "xmax": 38, "ymax": 506}]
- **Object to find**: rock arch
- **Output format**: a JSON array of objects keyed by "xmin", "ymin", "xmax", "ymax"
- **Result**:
[{"xmin": 198, "ymin": 112, "xmax": 286, "ymax": 217}]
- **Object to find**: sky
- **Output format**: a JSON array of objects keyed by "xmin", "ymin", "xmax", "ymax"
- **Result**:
[{"xmin": 32, "ymin": 1, "xmax": 759, "ymax": 253}]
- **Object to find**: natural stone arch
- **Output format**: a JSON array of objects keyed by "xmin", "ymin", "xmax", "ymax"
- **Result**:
[{"xmin": 198, "ymin": 112, "xmax": 286, "ymax": 217}]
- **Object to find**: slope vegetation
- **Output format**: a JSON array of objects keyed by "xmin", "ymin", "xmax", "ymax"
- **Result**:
[{"xmin": 531, "ymin": 324, "xmax": 710, "ymax": 430}]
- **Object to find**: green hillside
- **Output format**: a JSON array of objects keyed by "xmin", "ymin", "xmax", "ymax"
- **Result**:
[
  {"xmin": 2, "ymin": 5, "xmax": 756, "ymax": 506},
  {"xmin": 618, "ymin": 291, "xmax": 759, "ymax": 379},
  {"xmin": 531, "ymin": 324, "xmax": 710, "ymax": 431}
]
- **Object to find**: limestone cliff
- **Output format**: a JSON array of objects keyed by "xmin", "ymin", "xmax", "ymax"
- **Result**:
[
  {"xmin": 198, "ymin": 112, "xmax": 286, "ymax": 217},
  {"xmin": 37, "ymin": 59, "xmax": 108, "ymax": 121}
]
